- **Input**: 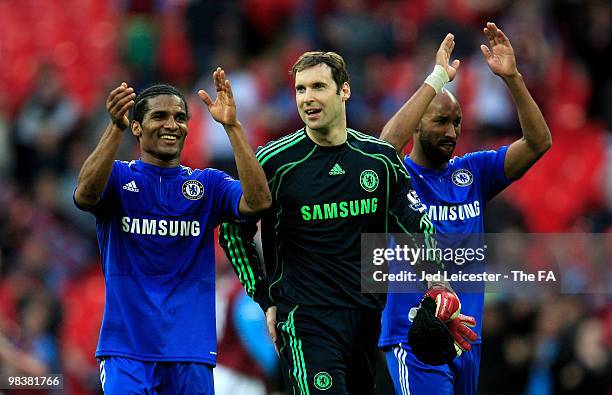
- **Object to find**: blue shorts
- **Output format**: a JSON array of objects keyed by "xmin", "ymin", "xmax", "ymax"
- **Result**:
[
  {"xmin": 384, "ymin": 343, "xmax": 481, "ymax": 395},
  {"xmin": 98, "ymin": 356, "xmax": 214, "ymax": 394}
]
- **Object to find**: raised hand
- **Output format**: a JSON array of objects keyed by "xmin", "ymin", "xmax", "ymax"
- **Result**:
[
  {"xmin": 107, "ymin": 82, "xmax": 135, "ymax": 130},
  {"xmin": 436, "ymin": 33, "xmax": 461, "ymax": 82},
  {"xmin": 198, "ymin": 67, "xmax": 238, "ymax": 127},
  {"xmin": 480, "ymin": 22, "xmax": 519, "ymax": 79}
]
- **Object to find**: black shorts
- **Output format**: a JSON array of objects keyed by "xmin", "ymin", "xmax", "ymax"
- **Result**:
[{"xmin": 276, "ymin": 303, "xmax": 381, "ymax": 394}]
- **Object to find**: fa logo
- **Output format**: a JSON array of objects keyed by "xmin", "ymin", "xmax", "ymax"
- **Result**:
[
  {"xmin": 452, "ymin": 169, "xmax": 473, "ymax": 187},
  {"xmin": 314, "ymin": 372, "xmax": 332, "ymax": 390},
  {"xmin": 360, "ymin": 170, "xmax": 379, "ymax": 192},
  {"xmin": 182, "ymin": 180, "xmax": 205, "ymax": 200}
]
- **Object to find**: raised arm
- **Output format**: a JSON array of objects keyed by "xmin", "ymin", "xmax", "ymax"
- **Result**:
[
  {"xmin": 381, "ymin": 34, "xmax": 461, "ymax": 153},
  {"xmin": 74, "ymin": 83, "xmax": 135, "ymax": 208},
  {"xmin": 480, "ymin": 22, "xmax": 552, "ymax": 180},
  {"xmin": 198, "ymin": 68, "xmax": 272, "ymax": 215}
]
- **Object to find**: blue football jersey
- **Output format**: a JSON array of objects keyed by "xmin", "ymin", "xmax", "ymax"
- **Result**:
[
  {"xmin": 380, "ymin": 146, "xmax": 511, "ymax": 347},
  {"xmin": 75, "ymin": 160, "xmax": 244, "ymax": 365}
]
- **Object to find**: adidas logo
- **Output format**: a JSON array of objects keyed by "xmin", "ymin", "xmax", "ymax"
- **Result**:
[
  {"xmin": 122, "ymin": 180, "xmax": 139, "ymax": 192},
  {"xmin": 329, "ymin": 163, "xmax": 345, "ymax": 175}
]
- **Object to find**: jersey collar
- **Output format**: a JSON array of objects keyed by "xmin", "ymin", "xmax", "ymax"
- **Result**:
[
  {"xmin": 404, "ymin": 156, "xmax": 451, "ymax": 176},
  {"xmin": 135, "ymin": 160, "xmax": 183, "ymax": 176}
]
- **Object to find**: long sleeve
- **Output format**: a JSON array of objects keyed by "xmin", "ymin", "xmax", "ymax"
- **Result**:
[
  {"xmin": 219, "ymin": 221, "xmax": 274, "ymax": 312},
  {"xmin": 386, "ymin": 151, "xmax": 442, "ymax": 271}
]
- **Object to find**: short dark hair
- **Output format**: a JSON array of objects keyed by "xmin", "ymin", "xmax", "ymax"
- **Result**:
[
  {"xmin": 290, "ymin": 51, "xmax": 349, "ymax": 94},
  {"xmin": 132, "ymin": 83, "xmax": 189, "ymax": 124}
]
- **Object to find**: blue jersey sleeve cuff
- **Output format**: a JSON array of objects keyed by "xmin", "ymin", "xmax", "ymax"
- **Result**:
[
  {"xmin": 229, "ymin": 184, "xmax": 251, "ymax": 222},
  {"xmin": 73, "ymin": 187, "xmax": 98, "ymax": 212},
  {"xmin": 496, "ymin": 145, "xmax": 512, "ymax": 185}
]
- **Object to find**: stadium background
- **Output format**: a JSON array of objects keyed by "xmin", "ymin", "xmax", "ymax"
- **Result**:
[{"xmin": 0, "ymin": 0, "xmax": 610, "ymax": 394}]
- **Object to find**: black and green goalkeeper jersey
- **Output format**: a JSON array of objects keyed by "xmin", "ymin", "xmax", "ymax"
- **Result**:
[{"xmin": 221, "ymin": 128, "xmax": 435, "ymax": 311}]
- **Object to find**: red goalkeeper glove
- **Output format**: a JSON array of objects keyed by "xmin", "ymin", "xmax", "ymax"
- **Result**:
[
  {"xmin": 425, "ymin": 285, "xmax": 461, "ymax": 322},
  {"xmin": 447, "ymin": 314, "xmax": 477, "ymax": 353}
]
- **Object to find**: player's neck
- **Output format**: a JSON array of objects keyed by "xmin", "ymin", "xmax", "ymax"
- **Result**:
[
  {"xmin": 140, "ymin": 152, "xmax": 180, "ymax": 168},
  {"xmin": 409, "ymin": 146, "xmax": 448, "ymax": 171},
  {"xmin": 306, "ymin": 123, "xmax": 347, "ymax": 147}
]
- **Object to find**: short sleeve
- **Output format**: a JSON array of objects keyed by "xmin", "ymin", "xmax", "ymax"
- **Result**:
[
  {"xmin": 464, "ymin": 146, "xmax": 512, "ymax": 201},
  {"xmin": 209, "ymin": 169, "xmax": 244, "ymax": 223},
  {"xmin": 73, "ymin": 160, "xmax": 119, "ymax": 218}
]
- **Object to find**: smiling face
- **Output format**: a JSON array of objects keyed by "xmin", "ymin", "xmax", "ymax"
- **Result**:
[
  {"xmin": 131, "ymin": 94, "xmax": 188, "ymax": 167},
  {"xmin": 294, "ymin": 63, "xmax": 350, "ymax": 134},
  {"xmin": 416, "ymin": 90, "xmax": 462, "ymax": 163}
]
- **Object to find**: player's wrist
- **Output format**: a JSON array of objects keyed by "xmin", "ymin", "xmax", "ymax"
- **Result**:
[
  {"xmin": 223, "ymin": 120, "xmax": 242, "ymax": 132},
  {"xmin": 501, "ymin": 71, "xmax": 522, "ymax": 84},
  {"xmin": 109, "ymin": 117, "xmax": 129, "ymax": 130},
  {"xmin": 424, "ymin": 65, "xmax": 449, "ymax": 94},
  {"xmin": 109, "ymin": 124, "xmax": 128, "ymax": 135}
]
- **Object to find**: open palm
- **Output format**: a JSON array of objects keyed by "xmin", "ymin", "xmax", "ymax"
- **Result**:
[
  {"xmin": 436, "ymin": 33, "xmax": 461, "ymax": 82},
  {"xmin": 480, "ymin": 22, "xmax": 519, "ymax": 78},
  {"xmin": 198, "ymin": 67, "xmax": 238, "ymax": 127}
]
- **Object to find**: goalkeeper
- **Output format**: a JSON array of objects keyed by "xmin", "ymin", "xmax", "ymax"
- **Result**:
[
  {"xmin": 379, "ymin": 23, "xmax": 552, "ymax": 394},
  {"xmin": 220, "ymin": 50, "xmax": 436, "ymax": 394}
]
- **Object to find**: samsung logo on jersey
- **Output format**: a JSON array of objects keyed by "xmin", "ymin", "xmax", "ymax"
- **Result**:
[
  {"xmin": 301, "ymin": 198, "xmax": 378, "ymax": 221},
  {"xmin": 426, "ymin": 201, "xmax": 481, "ymax": 221},
  {"xmin": 121, "ymin": 217, "xmax": 201, "ymax": 237}
]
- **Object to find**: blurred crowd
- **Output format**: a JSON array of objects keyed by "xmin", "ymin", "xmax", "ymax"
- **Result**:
[{"xmin": 0, "ymin": 0, "xmax": 610, "ymax": 394}]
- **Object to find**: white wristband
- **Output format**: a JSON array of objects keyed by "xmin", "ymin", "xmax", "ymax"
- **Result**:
[{"xmin": 424, "ymin": 65, "xmax": 449, "ymax": 94}]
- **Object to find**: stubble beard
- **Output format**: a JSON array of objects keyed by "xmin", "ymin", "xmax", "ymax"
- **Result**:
[{"xmin": 419, "ymin": 132, "xmax": 452, "ymax": 165}]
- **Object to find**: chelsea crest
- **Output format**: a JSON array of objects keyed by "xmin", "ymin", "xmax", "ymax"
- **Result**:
[
  {"xmin": 451, "ymin": 169, "xmax": 473, "ymax": 187},
  {"xmin": 182, "ymin": 180, "xmax": 205, "ymax": 200}
]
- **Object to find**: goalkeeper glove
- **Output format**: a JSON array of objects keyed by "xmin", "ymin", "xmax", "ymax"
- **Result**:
[
  {"xmin": 408, "ymin": 296, "xmax": 458, "ymax": 365},
  {"xmin": 447, "ymin": 313, "xmax": 477, "ymax": 354},
  {"xmin": 425, "ymin": 285, "xmax": 461, "ymax": 322}
]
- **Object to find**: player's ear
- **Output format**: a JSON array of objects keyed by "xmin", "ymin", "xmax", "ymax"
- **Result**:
[
  {"xmin": 131, "ymin": 120, "xmax": 142, "ymax": 140},
  {"xmin": 341, "ymin": 82, "xmax": 350, "ymax": 101}
]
